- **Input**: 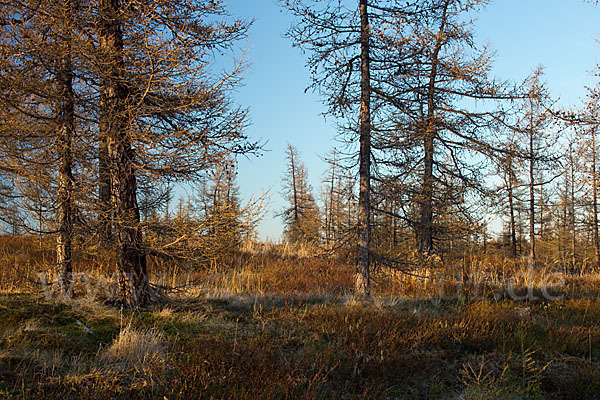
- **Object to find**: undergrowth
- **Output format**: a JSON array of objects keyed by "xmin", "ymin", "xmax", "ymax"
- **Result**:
[
  {"xmin": 1, "ymin": 293, "xmax": 600, "ymax": 398},
  {"xmin": 1, "ymin": 237, "xmax": 600, "ymax": 398}
]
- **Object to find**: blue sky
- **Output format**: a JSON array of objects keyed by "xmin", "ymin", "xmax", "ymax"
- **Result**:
[{"xmin": 225, "ymin": 0, "xmax": 600, "ymax": 241}]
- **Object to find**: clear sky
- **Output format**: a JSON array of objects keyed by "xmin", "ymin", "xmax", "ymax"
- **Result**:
[{"xmin": 225, "ymin": 0, "xmax": 600, "ymax": 241}]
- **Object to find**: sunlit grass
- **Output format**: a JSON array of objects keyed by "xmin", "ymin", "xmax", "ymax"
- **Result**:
[{"xmin": 2, "ymin": 238, "xmax": 600, "ymax": 398}]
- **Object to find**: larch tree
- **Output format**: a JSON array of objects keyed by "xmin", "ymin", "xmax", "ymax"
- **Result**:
[
  {"xmin": 494, "ymin": 141, "xmax": 522, "ymax": 258},
  {"xmin": 0, "ymin": 0, "xmax": 90, "ymax": 297},
  {"xmin": 282, "ymin": 144, "xmax": 321, "ymax": 244},
  {"xmin": 95, "ymin": 0, "xmax": 150, "ymax": 305},
  {"xmin": 55, "ymin": 0, "xmax": 76, "ymax": 297},
  {"xmin": 321, "ymin": 149, "xmax": 340, "ymax": 250},
  {"xmin": 89, "ymin": 0, "xmax": 258, "ymax": 306},
  {"xmin": 512, "ymin": 69, "xmax": 558, "ymax": 268},
  {"xmin": 375, "ymin": 0, "xmax": 513, "ymax": 257},
  {"xmin": 582, "ymin": 93, "xmax": 600, "ymax": 269},
  {"xmin": 1, "ymin": 0, "xmax": 259, "ymax": 306},
  {"xmin": 145, "ymin": 161, "xmax": 265, "ymax": 269},
  {"xmin": 320, "ymin": 148, "xmax": 357, "ymax": 251},
  {"xmin": 199, "ymin": 158, "xmax": 245, "ymax": 259},
  {"xmin": 281, "ymin": 0, "xmax": 425, "ymax": 296},
  {"xmin": 356, "ymin": 0, "xmax": 372, "ymax": 295}
]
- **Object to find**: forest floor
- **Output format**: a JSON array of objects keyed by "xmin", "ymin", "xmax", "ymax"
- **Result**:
[
  {"xmin": 2, "ymin": 238, "xmax": 600, "ymax": 398},
  {"xmin": 1, "ymin": 284, "xmax": 600, "ymax": 399}
]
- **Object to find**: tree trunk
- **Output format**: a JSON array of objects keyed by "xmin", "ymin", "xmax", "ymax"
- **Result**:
[
  {"xmin": 592, "ymin": 127, "xmax": 600, "ymax": 270},
  {"xmin": 560, "ymin": 175, "xmax": 568, "ymax": 272},
  {"xmin": 570, "ymin": 144, "xmax": 576, "ymax": 272},
  {"xmin": 507, "ymin": 169, "xmax": 517, "ymax": 257},
  {"xmin": 355, "ymin": 0, "xmax": 371, "ymax": 297},
  {"xmin": 392, "ymin": 200, "xmax": 398, "ymax": 251},
  {"xmin": 97, "ymin": 0, "xmax": 113, "ymax": 244},
  {"xmin": 98, "ymin": 136, "xmax": 112, "ymax": 242},
  {"xmin": 56, "ymin": 2, "xmax": 75, "ymax": 297},
  {"xmin": 335, "ymin": 173, "xmax": 342, "ymax": 243},
  {"xmin": 291, "ymin": 149, "xmax": 299, "ymax": 225},
  {"xmin": 518, "ymin": 207, "xmax": 523, "ymax": 255},
  {"xmin": 420, "ymin": 131, "xmax": 434, "ymax": 255},
  {"xmin": 99, "ymin": 0, "xmax": 151, "ymax": 307},
  {"xmin": 328, "ymin": 151, "xmax": 336, "ymax": 249},
  {"xmin": 419, "ymin": 2, "xmax": 447, "ymax": 256},
  {"xmin": 528, "ymin": 122, "xmax": 536, "ymax": 267},
  {"xmin": 539, "ymin": 185, "xmax": 544, "ymax": 237}
]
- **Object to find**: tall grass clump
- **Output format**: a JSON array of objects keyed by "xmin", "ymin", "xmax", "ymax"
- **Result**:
[{"xmin": 101, "ymin": 322, "xmax": 167, "ymax": 371}]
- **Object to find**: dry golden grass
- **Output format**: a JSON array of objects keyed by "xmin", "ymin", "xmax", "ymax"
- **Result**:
[
  {"xmin": 100, "ymin": 321, "xmax": 168, "ymax": 379},
  {"xmin": 2, "ymin": 237, "xmax": 600, "ymax": 398},
  {"xmin": 0, "ymin": 236, "xmax": 582, "ymax": 302}
]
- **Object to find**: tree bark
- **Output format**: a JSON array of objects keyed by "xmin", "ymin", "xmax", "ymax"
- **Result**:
[
  {"xmin": 420, "ymin": 131, "xmax": 434, "ymax": 255},
  {"xmin": 507, "ymin": 168, "xmax": 517, "ymax": 258},
  {"xmin": 98, "ymin": 0, "xmax": 151, "ymax": 307},
  {"xmin": 419, "ymin": 2, "xmax": 447, "ymax": 256},
  {"xmin": 539, "ymin": 184, "xmax": 545, "ymax": 237},
  {"xmin": 569, "ymin": 144, "xmax": 576, "ymax": 271},
  {"xmin": 518, "ymin": 207, "xmax": 523, "ymax": 255},
  {"xmin": 56, "ymin": 0, "xmax": 75, "ymax": 298},
  {"xmin": 592, "ymin": 127, "xmax": 600, "ymax": 270},
  {"xmin": 560, "ymin": 174, "xmax": 568, "ymax": 272},
  {"xmin": 356, "ymin": 0, "xmax": 371, "ymax": 297},
  {"xmin": 290, "ymin": 148, "xmax": 299, "ymax": 225},
  {"xmin": 327, "ymin": 151, "xmax": 336, "ymax": 248},
  {"xmin": 528, "ymin": 113, "xmax": 536, "ymax": 268},
  {"xmin": 97, "ymin": 0, "xmax": 113, "ymax": 246},
  {"xmin": 98, "ymin": 135, "xmax": 112, "ymax": 242}
]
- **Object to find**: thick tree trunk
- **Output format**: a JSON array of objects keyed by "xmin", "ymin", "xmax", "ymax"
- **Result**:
[
  {"xmin": 99, "ymin": 0, "xmax": 151, "ymax": 307},
  {"xmin": 109, "ymin": 138, "xmax": 151, "ymax": 306},
  {"xmin": 56, "ymin": 6, "xmax": 75, "ymax": 297},
  {"xmin": 355, "ymin": 0, "xmax": 371, "ymax": 297},
  {"xmin": 96, "ymin": 0, "xmax": 113, "ymax": 246}
]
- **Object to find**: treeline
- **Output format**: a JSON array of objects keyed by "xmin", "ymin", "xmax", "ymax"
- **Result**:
[
  {"xmin": 279, "ymin": 0, "xmax": 600, "ymax": 295},
  {"xmin": 1, "ymin": 0, "xmax": 599, "ymax": 305}
]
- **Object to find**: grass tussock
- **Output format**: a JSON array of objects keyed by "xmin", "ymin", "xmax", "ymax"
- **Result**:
[{"xmin": 101, "ymin": 323, "xmax": 167, "ymax": 369}]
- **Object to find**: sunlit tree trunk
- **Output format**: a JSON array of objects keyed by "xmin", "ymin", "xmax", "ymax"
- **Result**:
[
  {"xmin": 327, "ymin": 151, "xmax": 336, "ymax": 248},
  {"xmin": 591, "ymin": 126, "xmax": 600, "ymax": 270},
  {"xmin": 56, "ymin": 0, "xmax": 75, "ymax": 297},
  {"xmin": 419, "ymin": 2, "xmax": 448, "ymax": 256},
  {"xmin": 98, "ymin": 136, "xmax": 112, "ymax": 243},
  {"xmin": 507, "ymin": 169, "xmax": 517, "ymax": 257},
  {"xmin": 528, "ymin": 111, "xmax": 536, "ymax": 268},
  {"xmin": 290, "ymin": 147, "xmax": 299, "ymax": 226},
  {"xmin": 518, "ymin": 207, "xmax": 524, "ymax": 255},
  {"xmin": 355, "ymin": 0, "xmax": 371, "ymax": 297},
  {"xmin": 98, "ymin": 0, "xmax": 151, "ymax": 307},
  {"xmin": 569, "ymin": 144, "xmax": 576, "ymax": 271},
  {"xmin": 420, "ymin": 128, "xmax": 434, "ymax": 255}
]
